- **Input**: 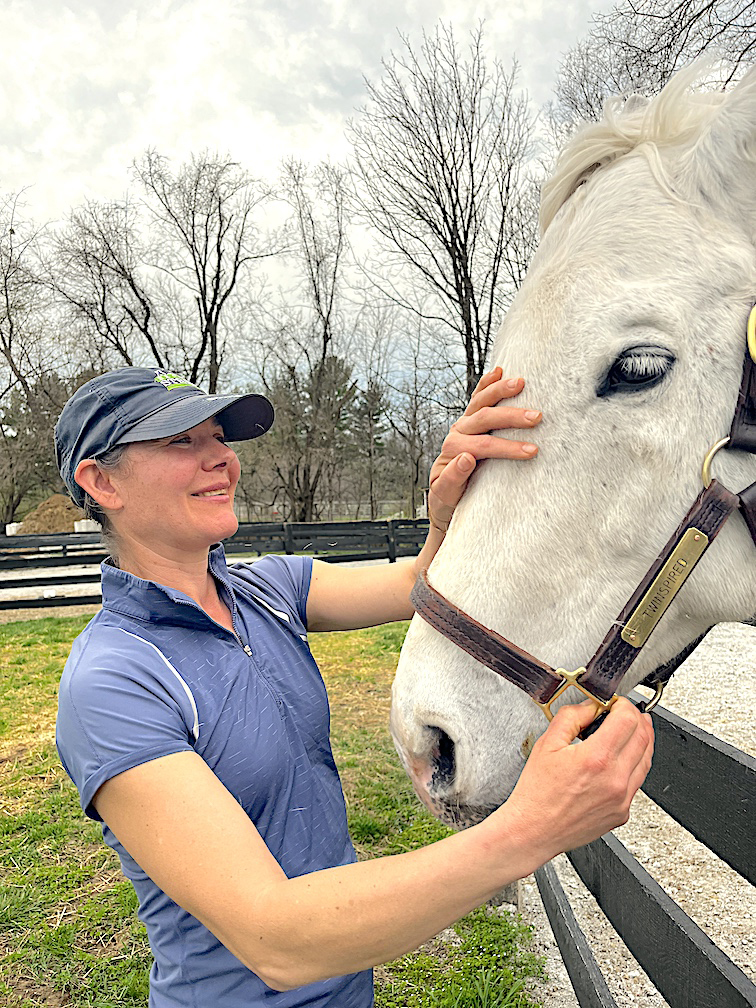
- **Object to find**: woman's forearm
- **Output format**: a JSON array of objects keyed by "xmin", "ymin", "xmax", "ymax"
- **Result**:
[
  {"xmin": 220, "ymin": 808, "xmax": 534, "ymax": 991},
  {"xmin": 95, "ymin": 702, "xmax": 652, "ymax": 995},
  {"xmin": 223, "ymin": 698, "xmax": 652, "ymax": 991}
]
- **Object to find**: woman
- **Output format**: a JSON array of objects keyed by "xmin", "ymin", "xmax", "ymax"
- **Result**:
[{"xmin": 54, "ymin": 366, "xmax": 653, "ymax": 1007}]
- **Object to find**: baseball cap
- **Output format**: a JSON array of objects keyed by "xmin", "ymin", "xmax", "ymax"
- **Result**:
[{"xmin": 55, "ymin": 367, "xmax": 274, "ymax": 508}]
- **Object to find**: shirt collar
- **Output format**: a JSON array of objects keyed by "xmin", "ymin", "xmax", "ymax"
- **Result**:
[{"xmin": 100, "ymin": 544, "xmax": 233, "ymax": 628}]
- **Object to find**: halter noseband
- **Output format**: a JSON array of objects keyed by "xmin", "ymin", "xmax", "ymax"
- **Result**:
[{"xmin": 411, "ymin": 305, "xmax": 756, "ymax": 736}]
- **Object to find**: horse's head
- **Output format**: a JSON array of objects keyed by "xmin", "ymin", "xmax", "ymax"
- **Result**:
[{"xmin": 391, "ymin": 64, "xmax": 756, "ymax": 828}]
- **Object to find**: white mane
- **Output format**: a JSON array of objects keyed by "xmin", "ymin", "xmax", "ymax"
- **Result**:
[{"xmin": 540, "ymin": 62, "xmax": 726, "ymax": 234}]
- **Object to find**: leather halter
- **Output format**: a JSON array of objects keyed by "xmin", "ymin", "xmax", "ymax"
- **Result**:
[{"xmin": 411, "ymin": 306, "xmax": 756, "ymax": 732}]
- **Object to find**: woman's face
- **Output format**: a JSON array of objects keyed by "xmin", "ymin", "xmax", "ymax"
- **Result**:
[{"xmin": 108, "ymin": 417, "xmax": 242, "ymax": 556}]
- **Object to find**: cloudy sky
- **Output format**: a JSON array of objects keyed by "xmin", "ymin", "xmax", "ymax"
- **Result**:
[{"xmin": 1, "ymin": 0, "xmax": 613, "ymax": 223}]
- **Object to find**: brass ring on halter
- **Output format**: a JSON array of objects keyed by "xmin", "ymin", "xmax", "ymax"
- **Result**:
[
  {"xmin": 701, "ymin": 437, "xmax": 731, "ymax": 488},
  {"xmin": 638, "ymin": 680, "xmax": 665, "ymax": 714},
  {"xmin": 748, "ymin": 304, "xmax": 756, "ymax": 365}
]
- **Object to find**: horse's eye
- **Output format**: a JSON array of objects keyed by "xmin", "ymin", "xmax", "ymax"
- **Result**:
[{"xmin": 598, "ymin": 345, "xmax": 675, "ymax": 397}]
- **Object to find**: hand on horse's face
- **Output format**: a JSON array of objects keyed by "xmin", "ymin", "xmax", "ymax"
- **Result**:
[
  {"xmin": 427, "ymin": 367, "xmax": 542, "ymax": 533},
  {"xmin": 495, "ymin": 698, "xmax": 655, "ymax": 868}
]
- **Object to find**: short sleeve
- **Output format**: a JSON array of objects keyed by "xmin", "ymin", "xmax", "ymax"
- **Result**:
[
  {"xmin": 56, "ymin": 627, "xmax": 197, "ymax": 821},
  {"xmin": 227, "ymin": 554, "xmax": 313, "ymax": 628}
]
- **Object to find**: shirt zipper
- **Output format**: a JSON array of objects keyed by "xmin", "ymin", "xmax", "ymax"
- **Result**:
[{"xmin": 171, "ymin": 594, "xmax": 286, "ymax": 710}]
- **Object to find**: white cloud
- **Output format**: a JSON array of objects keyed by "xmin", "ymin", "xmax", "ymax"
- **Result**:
[{"xmin": 0, "ymin": 0, "xmax": 612, "ymax": 222}]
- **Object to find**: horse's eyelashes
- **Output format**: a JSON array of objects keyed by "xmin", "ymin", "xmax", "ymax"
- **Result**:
[
  {"xmin": 618, "ymin": 352, "xmax": 669, "ymax": 378},
  {"xmin": 598, "ymin": 345, "xmax": 675, "ymax": 398}
]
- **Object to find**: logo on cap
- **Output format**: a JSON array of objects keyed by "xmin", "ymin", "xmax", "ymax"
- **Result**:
[{"xmin": 153, "ymin": 371, "xmax": 199, "ymax": 392}]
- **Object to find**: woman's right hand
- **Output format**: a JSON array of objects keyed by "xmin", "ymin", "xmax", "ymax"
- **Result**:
[{"xmin": 493, "ymin": 698, "xmax": 654, "ymax": 868}]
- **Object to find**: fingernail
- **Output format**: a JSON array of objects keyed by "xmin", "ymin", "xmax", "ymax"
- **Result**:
[
  {"xmin": 522, "ymin": 445, "xmax": 538, "ymax": 455},
  {"xmin": 458, "ymin": 454, "xmax": 474, "ymax": 472},
  {"xmin": 524, "ymin": 410, "xmax": 541, "ymax": 421},
  {"xmin": 506, "ymin": 378, "xmax": 521, "ymax": 389}
]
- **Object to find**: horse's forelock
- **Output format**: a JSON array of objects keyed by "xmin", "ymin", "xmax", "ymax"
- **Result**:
[{"xmin": 540, "ymin": 62, "xmax": 726, "ymax": 235}]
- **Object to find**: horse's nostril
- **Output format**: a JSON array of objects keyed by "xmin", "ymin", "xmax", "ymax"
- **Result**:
[{"xmin": 428, "ymin": 726, "xmax": 456, "ymax": 789}]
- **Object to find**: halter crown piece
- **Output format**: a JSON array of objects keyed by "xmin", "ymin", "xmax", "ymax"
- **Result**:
[{"xmin": 411, "ymin": 305, "xmax": 756, "ymax": 738}]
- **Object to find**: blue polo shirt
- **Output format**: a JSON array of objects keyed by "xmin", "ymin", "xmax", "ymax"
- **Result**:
[{"xmin": 56, "ymin": 547, "xmax": 373, "ymax": 1007}]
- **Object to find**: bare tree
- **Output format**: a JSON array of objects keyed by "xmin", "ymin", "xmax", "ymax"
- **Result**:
[
  {"xmin": 382, "ymin": 324, "xmax": 456, "ymax": 519},
  {"xmin": 0, "ymin": 193, "xmax": 112, "ymax": 522},
  {"xmin": 0, "ymin": 373, "xmax": 79, "ymax": 524},
  {"xmin": 47, "ymin": 197, "xmax": 165, "ymax": 371},
  {"xmin": 133, "ymin": 150, "xmax": 275, "ymax": 392},
  {"xmin": 253, "ymin": 161, "xmax": 358, "ymax": 521},
  {"xmin": 549, "ymin": 0, "xmax": 756, "ymax": 131},
  {"xmin": 0, "ymin": 192, "xmax": 48, "ymax": 403},
  {"xmin": 347, "ymin": 23, "xmax": 537, "ymax": 397},
  {"xmin": 47, "ymin": 152, "xmax": 275, "ymax": 391}
]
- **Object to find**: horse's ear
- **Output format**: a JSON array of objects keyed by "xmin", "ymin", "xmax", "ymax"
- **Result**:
[{"xmin": 690, "ymin": 67, "xmax": 756, "ymax": 242}]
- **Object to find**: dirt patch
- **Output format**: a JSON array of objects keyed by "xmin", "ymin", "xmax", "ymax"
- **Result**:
[
  {"xmin": 3, "ymin": 976, "xmax": 71, "ymax": 1007},
  {"xmin": 18, "ymin": 494, "xmax": 85, "ymax": 534},
  {"xmin": 0, "ymin": 724, "xmax": 59, "ymax": 816},
  {"xmin": 0, "ymin": 713, "xmax": 57, "ymax": 760}
]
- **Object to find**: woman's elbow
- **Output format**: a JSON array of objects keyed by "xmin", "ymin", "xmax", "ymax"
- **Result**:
[{"xmin": 242, "ymin": 954, "xmax": 331, "ymax": 993}]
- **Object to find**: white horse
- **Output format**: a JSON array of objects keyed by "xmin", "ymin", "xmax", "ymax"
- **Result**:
[{"xmin": 391, "ymin": 63, "xmax": 756, "ymax": 828}]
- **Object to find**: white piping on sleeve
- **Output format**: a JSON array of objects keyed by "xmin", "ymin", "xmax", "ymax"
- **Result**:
[
  {"xmin": 250, "ymin": 593, "xmax": 307, "ymax": 640},
  {"xmin": 251, "ymin": 595, "xmax": 291, "ymax": 623},
  {"xmin": 115, "ymin": 628, "xmax": 200, "ymax": 741}
]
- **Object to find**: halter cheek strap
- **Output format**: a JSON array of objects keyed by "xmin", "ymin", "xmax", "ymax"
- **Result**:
[
  {"xmin": 411, "ymin": 480, "xmax": 740, "ymax": 718},
  {"xmin": 579, "ymin": 481, "xmax": 739, "ymax": 702},
  {"xmin": 728, "ymin": 305, "xmax": 756, "ymax": 452}
]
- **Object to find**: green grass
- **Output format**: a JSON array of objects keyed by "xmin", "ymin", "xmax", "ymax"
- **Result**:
[
  {"xmin": 0, "ymin": 614, "xmax": 545, "ymax": 1006},
  {"xmin": 376, "ymin": 908, "xmax": 542, "ymax": 1008}
]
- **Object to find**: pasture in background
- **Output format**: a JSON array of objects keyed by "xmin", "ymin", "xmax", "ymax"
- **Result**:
[{"xmin": 0, "ymin": 616, "xmax": 545, "ymax": 1008}]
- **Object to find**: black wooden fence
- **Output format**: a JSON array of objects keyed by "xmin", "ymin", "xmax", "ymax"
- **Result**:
[
  {"xmin": 0, "ymin": 519, "xmax": 430, "ymax": 610},
  {"xmin": 536, "ymin": 694, "xmax": 756, "ymax": 1008}
]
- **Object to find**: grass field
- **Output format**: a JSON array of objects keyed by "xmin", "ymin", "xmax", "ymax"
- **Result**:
[{"xmin": 0, "ymin": 615, "xmax": 545, "ymax": 1007}]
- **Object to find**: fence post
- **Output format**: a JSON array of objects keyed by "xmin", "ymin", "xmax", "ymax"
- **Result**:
[
  {"xmin": 387, "ymin": 520, "xmax": 397, "ymax": 563},
  {"xmin": 284, "ymin": 523, "xmax": 295, "ymax": 555}
]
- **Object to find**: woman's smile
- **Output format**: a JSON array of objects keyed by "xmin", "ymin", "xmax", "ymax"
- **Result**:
[{"xmin": 192, "ymin": 483, "xmax": 232, "ymax": 499}]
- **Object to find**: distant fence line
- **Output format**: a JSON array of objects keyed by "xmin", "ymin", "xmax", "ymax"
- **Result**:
[{"xmin": 0, "ymin": 519, "xmax": 430, "ymax": 610}]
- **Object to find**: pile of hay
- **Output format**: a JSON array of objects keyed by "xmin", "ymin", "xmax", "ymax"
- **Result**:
[{"xmin": 19, "ymin": 494, "xmax": 85, "ymax": 534}]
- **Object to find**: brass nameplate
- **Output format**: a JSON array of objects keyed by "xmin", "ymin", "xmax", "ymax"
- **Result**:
[{"xmin": 621, "ymin": 527, "xmax": 709, "ymax": 649}]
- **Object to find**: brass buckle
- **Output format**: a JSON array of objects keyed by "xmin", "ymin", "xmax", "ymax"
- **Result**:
[
  {"xmin": 748, "ymin": 305, "xmax": 756, "ymax": 365},
  {"xmin": 534, "ymin": 667, "xmax": 619, "ymax": 722}
]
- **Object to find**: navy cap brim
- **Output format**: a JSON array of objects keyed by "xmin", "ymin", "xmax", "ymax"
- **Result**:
[{"xmin": 114, "ymin": 392, "xmax": 274, "ymax": 446}]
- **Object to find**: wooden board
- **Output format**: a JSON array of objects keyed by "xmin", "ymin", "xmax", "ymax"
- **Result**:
[
  {"xmin": 535, "ymin": 861, "xmax": 619, "ymax": 1008},
  {"xmin": 634, "ymin": 697, "xmax": 756, "ymax": 885},
  {"xmin": 567, "ymin": 834, "xmax": 756, "ymax": 1008}
]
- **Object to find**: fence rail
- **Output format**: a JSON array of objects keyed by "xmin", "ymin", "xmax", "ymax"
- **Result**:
[
  {"xmin": 0, "ymin": 519, "xmax": 430, "ymax": 609},
  {"xmin": 535, "ymin": 697, "xmax": 756, "ymax": 1008}
]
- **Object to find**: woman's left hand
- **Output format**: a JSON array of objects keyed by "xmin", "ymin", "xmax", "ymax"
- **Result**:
[{"xmin": 427, "ymin": 368, "xmax": 542, "ymax": 533}]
